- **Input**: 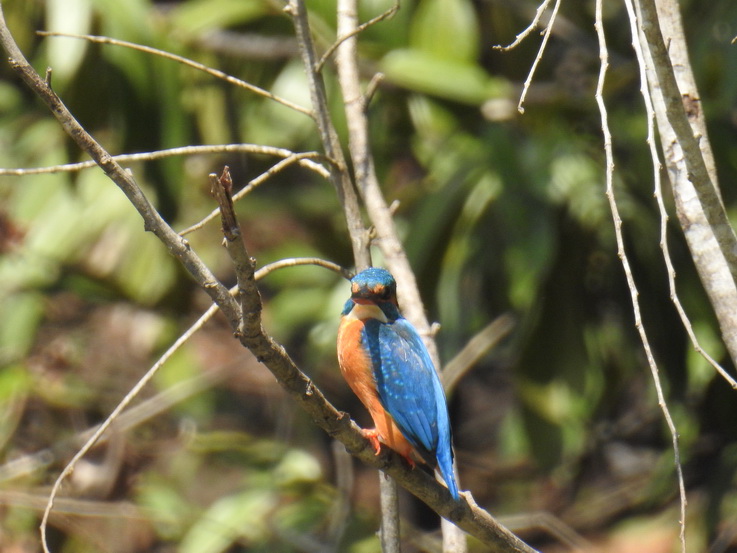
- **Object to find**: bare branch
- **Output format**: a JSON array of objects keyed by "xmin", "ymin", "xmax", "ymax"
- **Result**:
[
  {"xmin": 623, "ymin": 0, "xmax": 737, "ymax": 390},
  {"xmin": 37, "ymin": 31, "xmax": 314, "ymax": 118},
  {"xmin": 594, "ymin": 3, "xmax": 687, "ymax": 550},
  {"xmin": 0, "ymin": 144, "xmax": 329, "ymax": 177},
  {"xmin": 493, "ymin": 0, "xmax": 554, "ymax": 52},
  {"xmin": 315, "ymin": 1, "xmax": 399, "ymax": 73},
  {"xmin": 633, "ymin": 0, "xmax": 737, "ymax": 371},
  {"xmin": 179, "ymin": 152, "xmax": 330, "ymax": 236},
  {"xmin": 516, "ymin": 0, "xmax": 563, "ymax": 114}
]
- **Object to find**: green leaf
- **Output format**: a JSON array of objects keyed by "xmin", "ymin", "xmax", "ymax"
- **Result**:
[
  {"xmin": 381, "ymin": 48, "xmax": 508, "ymax": 105},
  {"xmin": 0, "ymin": 293, "xmax": 44, "ymax": 360},
  {"xmin": 171, "ymin": 0, "xmax": 268, "ymax": 35},
  {"xmin": 180, "ymin": 489, "xmax": 277, "ymax": 553},
  {"xmin": 0, "ymin": 365, "xmax": 32, "ymax": 450},
  {"xmin": 45, "ymin": 0, "xmax": 93, "ymax": 83},
  {"xmin": 410, "ymin": 0, "xmax": 479, "ymax": 62}
]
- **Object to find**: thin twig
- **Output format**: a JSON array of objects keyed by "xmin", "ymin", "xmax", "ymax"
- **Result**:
[
  {"xmin": 0, "ymin": 144, "xmax": 329, "ymax": 177},
  {"xmin": 493, "ymin": 0, "xmax": 554, "ymax": 52},
  {"xmin": 179, "ymin": 152, "xmax": 330, "ymax": 236},
  {"xmin": 257, "ymin": 257, "xmax": 353, "ymax": 280},
  {"xmin": 622, "ymin": 0, "xmax": 737, "ymax": 390},
  {"xmin": 37, "ymin": 31, "xmax": 314, "ymax": 118},
  {"xmin": 315, "ymin": 1, "xmax": 399, "ymax": 73},
  {"xmin": 516, "ymin": 0, "xmax": 563, "ymax": 114},
  {"xmin": 594, "ymin": 3, "xmax": 687, "ymax": 551},
  {"xmin": 364, "ymin": 72, "xmax": 385, "ymax": 109}
]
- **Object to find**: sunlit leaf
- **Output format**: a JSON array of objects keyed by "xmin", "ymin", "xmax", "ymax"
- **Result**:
[
  {"xmin": 45, "ymin": 0, "xmax": 92, "ymax": 83},
  {"xmin": 180, "ymin": 489, "xmax": 277, "ymax": 553},
  {"xmin": 381, "ymin": 48, "xmax": 508, "ymax": 105},
  {"xmin": 410, "ymin": 0, "xmax": 479, "ymax": 62}
]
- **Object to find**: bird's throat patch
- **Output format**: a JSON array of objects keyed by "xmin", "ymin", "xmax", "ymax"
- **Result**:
[{"xmin": 345, "ymin": 302, "xmax": 388, "ymax": 323}]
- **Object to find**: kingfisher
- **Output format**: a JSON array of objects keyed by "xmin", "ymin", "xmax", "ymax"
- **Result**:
[{"xmin": 337, "ymin": 267, "xmax": 459, "ymax": 499}]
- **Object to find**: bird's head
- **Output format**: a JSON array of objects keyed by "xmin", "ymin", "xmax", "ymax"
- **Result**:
[
  {"xmin": 350, "ymin": 267, "xmax": 397, "ymax": 305},
  {"xmin": 342, "ymin": 268, "xmax": 400, "ymax": 319}
]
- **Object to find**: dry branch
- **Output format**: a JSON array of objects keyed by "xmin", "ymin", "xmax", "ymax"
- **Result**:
[
  {"xmin": 634, "ymin": 0, "xmax": 737, "ymax": 368},
  {"xmin": 0, "ymin": 144, "xmax": 329, "ymax": 177}
]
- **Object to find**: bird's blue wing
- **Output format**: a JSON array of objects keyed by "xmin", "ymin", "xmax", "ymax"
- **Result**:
[
  {"xmin": 361, "ymin": 316, "xmax": 459, "ymax": 499},
  {"xmin": 362, "ymin": 318, "xmax": 449, "ymax": 457}
]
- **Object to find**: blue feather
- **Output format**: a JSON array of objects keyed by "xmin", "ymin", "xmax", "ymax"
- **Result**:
[{"xmin": 362, "ymin": 316, "xmax": 459, "ymax": 499}]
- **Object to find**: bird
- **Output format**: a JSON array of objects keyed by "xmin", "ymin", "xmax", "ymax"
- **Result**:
[{"xmin": 337, "ymin": 267, "xmax": 459, "ymax": 499}]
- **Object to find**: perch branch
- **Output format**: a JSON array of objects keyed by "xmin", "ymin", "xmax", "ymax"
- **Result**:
[{"xmin": 207, "ymin": 173, "xmax": 537, "ymax": 553}]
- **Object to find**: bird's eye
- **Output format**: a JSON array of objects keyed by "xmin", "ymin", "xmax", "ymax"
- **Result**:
[{"xmin": 380, "ymin": 287, "xmax": 392, "ymax": 299}]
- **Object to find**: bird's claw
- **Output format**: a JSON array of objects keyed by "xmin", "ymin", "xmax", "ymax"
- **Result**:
[{"xmin": 361, "ymin": 428, "xmax": 382, "ymax": 455}]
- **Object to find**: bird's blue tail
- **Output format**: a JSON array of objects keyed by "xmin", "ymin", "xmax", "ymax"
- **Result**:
[{"xmin": 437, "ymin": 447, "xmax": 459, "ymax": 500}]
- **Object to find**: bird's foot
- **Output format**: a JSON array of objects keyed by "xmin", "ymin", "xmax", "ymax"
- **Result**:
[{"xmin": 361, "ymin": 428, "xmax": 382, "ymax": 455}]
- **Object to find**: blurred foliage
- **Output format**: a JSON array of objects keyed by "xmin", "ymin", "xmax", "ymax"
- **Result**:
[{"xmin": 1, "ymin": 0, "xmax": 737, "ymax": 552}]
